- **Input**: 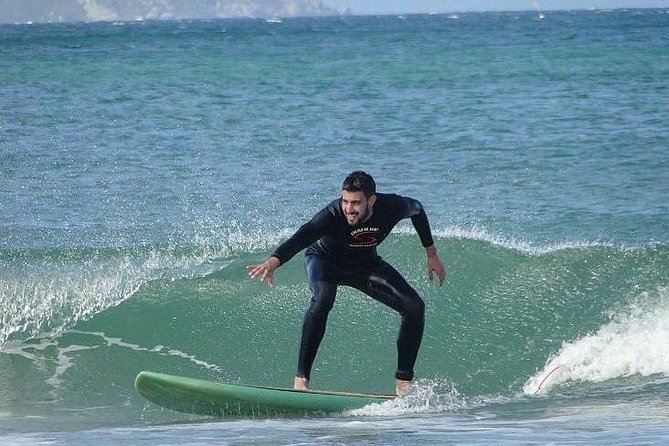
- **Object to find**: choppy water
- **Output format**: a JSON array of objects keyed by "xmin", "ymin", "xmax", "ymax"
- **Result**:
[{"xmin": 1, "ymin": 9, "xmax": 668, "ymax": 445}]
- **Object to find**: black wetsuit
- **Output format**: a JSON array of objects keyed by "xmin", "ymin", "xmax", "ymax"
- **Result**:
[{"xmin": 272, "ymin": 193, "xmax": 435, "ymax": 381}]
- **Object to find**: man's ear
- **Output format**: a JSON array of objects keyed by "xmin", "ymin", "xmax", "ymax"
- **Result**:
[{"xmin": 368, "ymin": 194, "xmax": 377, "ymax": 207}]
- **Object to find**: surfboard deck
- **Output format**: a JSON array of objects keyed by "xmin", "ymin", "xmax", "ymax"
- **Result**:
[{"xmin": 134, "ymin": 371, "xmax": 395, "ymax": 417}]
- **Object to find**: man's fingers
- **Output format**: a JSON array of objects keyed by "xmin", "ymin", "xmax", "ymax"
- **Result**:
[
  {"xmin": 437, "ymin": 266, "xmax": 446, "ymax": 286},
  {"xmin": 427, "ymin": 259, "xmax": 446, "ymax": 287},
  {"xmin": 247, "ymin": 263, "xmax": 275, "ymax": 288},
  {"xmin": 262, "ymin": 269, "xmax": 274, "ymax": 287},
  {"xmin": 247, "ymin": 265, "xmax": 261, "ymax": 279}
]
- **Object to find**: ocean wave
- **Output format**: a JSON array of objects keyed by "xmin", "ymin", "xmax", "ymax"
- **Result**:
[
  {"xmin": 0, "ymin": 229, "xmax": 666, "ymax": 433},
  {"xmin": 2, "ymin": 229, "xmax": 667, "ymax": 402},
  {"xmin": 525, "ymin": 286, "xmax": 669, "ymax": 395},
  {"xmin": 2, "ymin": 228, "xmax": 665, "ymax": 351},
  {"xmin": 0, "ymin": 225, "xmax": 288, "ymax": 347}
]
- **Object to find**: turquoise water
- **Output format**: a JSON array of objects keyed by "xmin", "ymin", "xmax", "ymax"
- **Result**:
[{"xmin": 1, "ymin": 9, "xmax": 668, "ymax": 444}]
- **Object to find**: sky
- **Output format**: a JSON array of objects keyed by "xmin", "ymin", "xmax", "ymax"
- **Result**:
[{"xmin": 324, "ymin": 0, "xmax": 669, "ymax": 15}]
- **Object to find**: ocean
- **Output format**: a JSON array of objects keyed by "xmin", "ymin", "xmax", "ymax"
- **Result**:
[{"xmin": 1, "ymin": 8, "xmax": 668, "ymax": 445}]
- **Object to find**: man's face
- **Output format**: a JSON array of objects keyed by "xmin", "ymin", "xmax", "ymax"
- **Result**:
[{"xmin": 341, "ymin": 190, "xmax": 376, "ymax": 226}]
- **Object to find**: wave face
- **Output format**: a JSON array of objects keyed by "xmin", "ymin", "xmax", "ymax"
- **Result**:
[{"xmin": 1, "ymin": 233, "xmax": 666, "ymax": 429}]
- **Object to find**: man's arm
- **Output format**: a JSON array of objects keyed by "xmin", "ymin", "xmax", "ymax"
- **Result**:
[
  {"xmin": 401, "ymin": 196, "xmax": 434, "ymax": 248},
  {"xmin": 247, "ymin": 203, "xmax": 336, "ymax": 287},
  {"xmin": 402, "ymin": 196, "xmax": 446, "ymax": 286},
  {"xmin": 246, "ymin": 220, "xmax": 320, "ymax": 288}
]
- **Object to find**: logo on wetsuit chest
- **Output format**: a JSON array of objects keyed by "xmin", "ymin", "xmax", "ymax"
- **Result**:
[{"xmin": 349, "ymin": 227, "xmax": 380, "ymax": 248}]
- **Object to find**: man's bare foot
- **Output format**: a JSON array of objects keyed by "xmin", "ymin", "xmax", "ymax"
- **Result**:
[
  {"xmin": 293, "ymin": 376, "xmax": 309, "ymax": 391},
  {"xmin": 396, "ymin": 379, "xmax": 412, "ymax": 396}
]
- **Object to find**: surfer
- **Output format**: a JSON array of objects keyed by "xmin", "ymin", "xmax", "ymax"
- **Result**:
[{"xmin": 248, "ymin": 171, "xmax": 446, "ymax": 396}]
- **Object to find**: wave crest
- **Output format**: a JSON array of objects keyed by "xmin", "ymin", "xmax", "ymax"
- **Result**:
[{"xmin": 525, "ymin": 287, "xmax": 669, "ymax": 394}]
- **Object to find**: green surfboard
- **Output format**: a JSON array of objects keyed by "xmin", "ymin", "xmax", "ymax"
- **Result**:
[{"xmin": 135, "ymin": 371, "xmax": 395, "ymax": 417}]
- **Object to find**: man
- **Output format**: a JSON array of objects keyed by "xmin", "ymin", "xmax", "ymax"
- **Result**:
[{"xmin": 248, "ymin": 171, "xmax": 446, "ymax": 396}]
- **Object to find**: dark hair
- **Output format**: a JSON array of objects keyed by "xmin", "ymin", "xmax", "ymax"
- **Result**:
[{"xmin": 342, "ymin": 171, "xmax": 376, "ymax": 198}]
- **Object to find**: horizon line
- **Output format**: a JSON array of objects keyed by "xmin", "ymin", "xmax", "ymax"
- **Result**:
[{"xmin": 2, "ymin": 6, "xmax": 666, "ymax": 26}]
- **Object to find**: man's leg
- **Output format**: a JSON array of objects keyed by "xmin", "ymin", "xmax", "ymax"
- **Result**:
[
  {"xmin": 295, "ymin": 255, "xmax": 340, "ymax": 388},
  {"xmin": 348, "ymin": 261, "xmax": 425, "ymax": 394}
]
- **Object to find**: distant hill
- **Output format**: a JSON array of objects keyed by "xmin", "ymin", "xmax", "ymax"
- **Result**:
[{"xmin": 0, "ymin": 0, "xmax": 342, "ymax": 24}]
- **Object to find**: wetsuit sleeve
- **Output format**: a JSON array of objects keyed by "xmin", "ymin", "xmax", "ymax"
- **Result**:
[
  {"xmin": 404, "ymin": 197, "xmax": 435, "ymax": 248},
  {"xmin": 271, "ymin": 205, "xmax": 336, "ymax": 265}
]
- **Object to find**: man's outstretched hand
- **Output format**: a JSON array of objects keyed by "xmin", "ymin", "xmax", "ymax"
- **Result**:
[
  {"xmin": 247, "ymin": 256, "xmax": 281, "ymax": 288},
  {"xmin": 426, "ymin": 246, "xmax": 446, "ymax": 286}
]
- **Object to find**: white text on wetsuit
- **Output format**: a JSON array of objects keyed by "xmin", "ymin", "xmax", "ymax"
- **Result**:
[{"xmin": 349, "ymin": 227, "xmax": 380, "ymax": 248}]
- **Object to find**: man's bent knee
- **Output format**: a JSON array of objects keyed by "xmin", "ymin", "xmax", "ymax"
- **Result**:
[
  {"xmin": 308, "ymin": 282, "xmax": 337, "ymax": 316},
  {"xmin": 403, "ymin": 295, "xmax": 425, "ymax": 322}
]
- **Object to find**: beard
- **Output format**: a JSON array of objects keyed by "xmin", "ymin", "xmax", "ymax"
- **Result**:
[{"xmin": 346, "ymin": 203, "xmax": 372, "ymax": 226}]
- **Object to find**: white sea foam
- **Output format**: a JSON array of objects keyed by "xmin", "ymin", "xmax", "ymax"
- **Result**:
[
  {"xmin": 0, "ymin": 255, "xmax": 148, "ymax": 346},
  {"xmin": 2, "ymin": 330, "xmax": 221, "ymax": 397},
  {"xmin": 347, "ymin": 378, "xmax": 466, "ymax": 416},
  {"xmin": 394, "ymin": 224, "xmax": 621, "ymax": 255},
  {"xmin": 525, "ymin": 287, "xmax": 669, "ymax": 395}
]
